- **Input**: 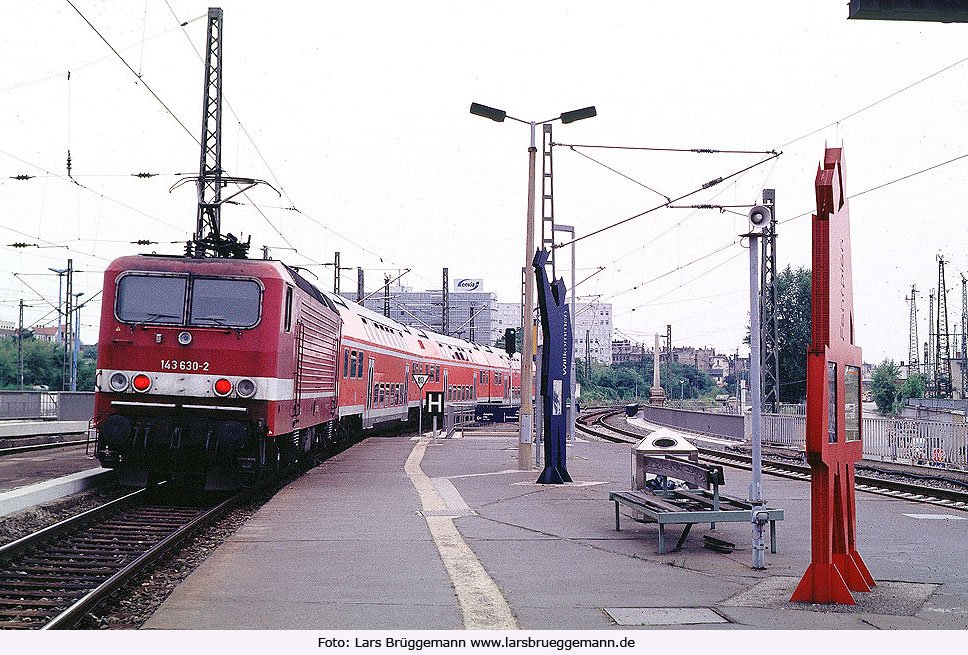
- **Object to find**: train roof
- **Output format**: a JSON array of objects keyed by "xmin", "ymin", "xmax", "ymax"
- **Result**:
[
  {"xmin": 320, "ymin": 288, "xmax": 518, "ymax": 365},
  {"xmin": 105, "ymin": 254, "xmax": 516, "ymax": 365}
]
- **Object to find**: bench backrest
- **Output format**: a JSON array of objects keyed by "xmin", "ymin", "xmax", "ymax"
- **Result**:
[{"xmin": 639, "ymin": 455, "xmax": 725, "ymax": 490}]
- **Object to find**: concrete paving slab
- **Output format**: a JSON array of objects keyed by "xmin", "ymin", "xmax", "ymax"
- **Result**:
[
  {"xmin": 603, "ymin": 607, "xmax": 729, "ymax": 626},
  {"xmin": 145, "ymin": 429, "xmax": 968, "ymax": 631},
  {"xmin": 0, "ymin": 467, "xmax": 111, "ymax": 517}
]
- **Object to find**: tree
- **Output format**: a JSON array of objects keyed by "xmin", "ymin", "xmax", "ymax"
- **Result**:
[
  {"xmin": 870, "ymin": 359, "xmax": 900, "ymax": 415},
  {"xmin": 894, "ymin": 372, "xmax": 925, "ymax": 413},
  {"xmin": 776, "ymin": 266, "xmax": 811, "ymax": 403}
]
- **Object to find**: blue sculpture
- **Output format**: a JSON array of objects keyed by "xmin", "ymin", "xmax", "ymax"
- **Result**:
[{"xmin": 533, "ymin": 248, "xmax": 573, "ymax": 484}]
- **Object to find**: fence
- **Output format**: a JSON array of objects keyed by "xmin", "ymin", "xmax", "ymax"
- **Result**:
[
  {"xmin": 640, "ymin": 404, "xmax": 744, "ymax": 440},
  {"xmin": 702, "ymin": 407, "xmax": 967, "ymax": 470},
  {"xmin": 0, "ymin": 391, "xmax": 94, "ymax": 421}
]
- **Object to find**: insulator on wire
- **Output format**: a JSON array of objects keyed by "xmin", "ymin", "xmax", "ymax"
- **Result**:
[
  {"xmin": 131, "ymin": 239, "xmax": 158, "ymax": 245},
  {"xmin": 702, "ymin": 176, "xmax": 723, "ymax": 189},
  {"xmin": 11, "ymin": 174, "xmax": 34, "ymax": 181},
  {"xmin": 132, "ymin": 172, "xmax": 158, "ymax": 178},
  {"xmin": 8, "ymin": 243, "xmax": 37, "ymax": 248}
]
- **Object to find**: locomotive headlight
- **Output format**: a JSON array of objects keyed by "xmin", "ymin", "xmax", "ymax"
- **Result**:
[
  {"xmin": 236, "ymin": 378, "xmax": 256, "ymax": 398},
  {"xmin": 177, "ymin": 331, "xmax": 193, "ymax": 346},
  {"xmin": 132, "ymin": 374, "xmax": 152, "ymax": 392},
  {"xmin": 109, "ymin": 372, "xmax": 129, "ymax": 392},
  {"xmin": 213, "ymin": 378, "xmax": 233, "ymax": 396}
]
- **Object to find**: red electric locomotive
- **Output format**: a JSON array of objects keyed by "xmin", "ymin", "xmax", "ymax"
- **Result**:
[
  {"xmin": 92, "ymin": 254, "xmax": 521, "ymax": 490},
  {"xmin": 93, "ymin": 254, "xmax": 341, "ymax": 489}
]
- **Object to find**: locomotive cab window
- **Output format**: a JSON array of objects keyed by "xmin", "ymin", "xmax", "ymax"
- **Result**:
[
  {"xmin": 284, "ymin": 286, "xmax": 293, "ymax": 332},
  {"xmin": 190, "ymin": 277, "xmax": 262, "ymax": 328},
  {"xmin": 116, "ymin": 274, "xmax": 187, "ymax": 324}
]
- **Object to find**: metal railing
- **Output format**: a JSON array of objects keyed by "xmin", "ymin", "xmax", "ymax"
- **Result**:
[
  {"xmin": 759, "ymin": 412, "xmax": 966, "ymax": 469},
  {"xmin": 0, "ymin": 391, "xmax": 93, "ymax": 421},
  {"xmin": 646, "ymin": 404, "xmax": 968, "ymax": 470},
  {"xmin": 444, "ymin": 403, "xmax": 477, "ymax": 438}
]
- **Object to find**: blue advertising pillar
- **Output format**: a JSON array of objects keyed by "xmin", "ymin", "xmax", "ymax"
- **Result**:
[{"xmin": 534, "ymin": 248, "xmax": 573, "ymax": 484}]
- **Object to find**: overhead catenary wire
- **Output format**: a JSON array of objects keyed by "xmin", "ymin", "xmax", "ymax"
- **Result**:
[
  {"xmin": 65, "ymin": 0, "xmax": 199, "ymax": 145},
  {"xmin": 554, "ymin": 152, "xmax": 781, "ymax": 250}
]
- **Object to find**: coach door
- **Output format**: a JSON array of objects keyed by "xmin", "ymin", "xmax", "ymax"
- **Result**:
[
  {"xmin": 363, "ymin": 357, "xmax": 376, "ymax": 429},
  {"xmin": 402, "ymin": 364, "xmax": 410, "ymax": 422}
]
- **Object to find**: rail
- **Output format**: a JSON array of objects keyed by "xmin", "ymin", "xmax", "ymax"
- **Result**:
[{"xmin": 0, "ymin": 487, "xmax": 241, "ymax": 629}]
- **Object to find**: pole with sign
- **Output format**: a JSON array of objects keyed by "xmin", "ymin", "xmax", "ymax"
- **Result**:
[
  {"xmin": 425, "ymin": 391, "xmax": 444, "ymax": 442},
  {"xmin": 413, "ymin": 373, "xmax": 430, "ymax": 436}
]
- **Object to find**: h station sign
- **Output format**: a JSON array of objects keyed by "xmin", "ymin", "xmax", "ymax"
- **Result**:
[{"xmin": 790, "ymin": 148, "xmax": 876, "ymax": 605}]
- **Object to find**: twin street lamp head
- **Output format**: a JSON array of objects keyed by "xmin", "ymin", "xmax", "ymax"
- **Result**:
[
  {"xmin": 470, "ymin": 102, "xmax": 597, "ymax": 126},
  {"xmin": 469, "ymin": 102, "xmax": 507, "ymax": 122}
]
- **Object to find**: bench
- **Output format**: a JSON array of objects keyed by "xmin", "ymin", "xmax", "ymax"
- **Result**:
[{"xmin": 609, "ymin": 456, "xmax": 784, "ymax": 554}]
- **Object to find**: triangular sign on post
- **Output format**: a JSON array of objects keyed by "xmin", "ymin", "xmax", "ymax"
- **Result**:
[{"xmin": 412, "ymin": 373, "xmax": 430, "ymax": 389}]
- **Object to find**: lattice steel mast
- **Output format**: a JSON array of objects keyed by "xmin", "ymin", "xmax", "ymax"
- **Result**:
[
  {"xmin": 759, "ymin": 188, "xmax": 779, "ymax": 411},
  {"xmin": 906, "ymin": 285, "xmax": 919, "ymax": 373},
  {"xmin": 936, "ymin": 256, "xmax": 952, "ymax": 398},
  {"xmin": 173, "ymin": 7, "xmax": 276, "ymax": 258},
  {"xmin": 928, "ymin": 288, "xmax": 936, "ymax": 396},
  {"xmin": 540, "ymin": 124, "xmax": 556, "ymax": 278}
]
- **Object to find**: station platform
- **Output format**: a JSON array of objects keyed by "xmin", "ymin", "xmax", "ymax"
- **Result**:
[{"xmin": 144, "ymin": 432, "xmax": 968, "ymax": 631}]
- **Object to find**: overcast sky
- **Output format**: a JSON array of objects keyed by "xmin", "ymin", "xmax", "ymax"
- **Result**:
[{"xmin": 2, "ymin": 1, "xmax": 967, "ymax": 365}]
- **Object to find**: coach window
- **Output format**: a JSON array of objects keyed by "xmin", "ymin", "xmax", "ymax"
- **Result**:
[
  {"xmin": 116, "ymin": 274, "xmax": 186, "ymax": 324},
  {"xmin": 348, "ymin": 351, "xmax": 356, "ymax": 379},
  {"xmin": 284, "ymin": 286, "xmax": 293, "ymax": 332},
  {"xmin": 190, "ymin": 277, "xmax": 261, "ymax": 328},
  {"xmin": 343, "ymin": 349, "xmax": 350, "ymax": 379}
]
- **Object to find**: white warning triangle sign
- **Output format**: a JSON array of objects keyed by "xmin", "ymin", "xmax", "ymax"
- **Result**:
[{"xmin": 412, "ymin": 373, "xmax": 430, "ymax": 389}]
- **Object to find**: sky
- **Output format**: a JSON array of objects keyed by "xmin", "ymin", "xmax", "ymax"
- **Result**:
[{"xmin": 1, "ymin": 1, "xmax": 968, "ymax": 365}]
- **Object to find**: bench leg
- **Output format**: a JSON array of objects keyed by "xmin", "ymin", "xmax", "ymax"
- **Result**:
[
  {"xmin": 673, "ymin": 524, "xmax": 692, "ymax": 552},
  {"xmin": 658, "ymin": 524, "xmax": 665, "ymax": 554},
  {"xmin": 614, "ymin": 501, "xmax": 621, "ymax": 531},
  {"xmin": 770, "ymin": 520, "xmax": 777, "ymax": 554}
]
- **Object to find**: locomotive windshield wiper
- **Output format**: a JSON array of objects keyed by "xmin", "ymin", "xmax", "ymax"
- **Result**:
[
  {"xmin": 129, "ymin": 312, "xmax": 180, "ymax": 333},
  {"xmin": 193, "ymin": 315, "xmax": 241, "ymax": 337}
]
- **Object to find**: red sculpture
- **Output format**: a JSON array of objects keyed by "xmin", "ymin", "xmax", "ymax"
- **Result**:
[{"xmin": 790, "ymin": 147, "xmax": 876, "ymax": 604}]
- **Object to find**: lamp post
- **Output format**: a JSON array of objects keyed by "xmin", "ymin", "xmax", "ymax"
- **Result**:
[
  {"xmin": 745, "ymin": 202, "xmax": 773, "ymax": 569},
  {"xmin": 470, "ymin": 102, "xmax": 596, "ymax": 469},
  {"xmin": 49, "ymin": 267, "xmax": 67, "ymax": 344}
]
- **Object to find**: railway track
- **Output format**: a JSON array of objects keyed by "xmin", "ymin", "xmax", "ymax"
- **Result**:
[
  {"xmin": 579, "ymin": 408, "xmax": 968, "ymax": 512},
  {"xmin": 0, "ymin": 486, "xmax": 240, "ymax": 629}
]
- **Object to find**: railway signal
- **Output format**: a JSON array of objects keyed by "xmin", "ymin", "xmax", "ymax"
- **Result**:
[{"xmin": 504, "ymin": 328, "xmax": 516, "ymax": 355}]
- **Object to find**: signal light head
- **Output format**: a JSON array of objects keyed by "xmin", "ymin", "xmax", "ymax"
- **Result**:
[
  {"xmin": 132, "ymin": 374, "xmax": 151, "ymax": 392},
  {"xmin": 214, "ymin": 378, "xmax": 233, "ymax": 396}
]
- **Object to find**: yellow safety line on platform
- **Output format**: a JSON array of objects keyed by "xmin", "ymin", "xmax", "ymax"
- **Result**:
[{"xmin": 405, "ymin": 437, "xmax": 520, "ymax": 630}]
